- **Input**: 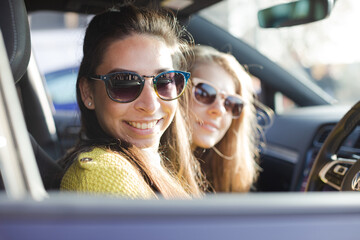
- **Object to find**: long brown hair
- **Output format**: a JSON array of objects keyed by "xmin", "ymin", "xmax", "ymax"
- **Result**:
[
  {"xmin": 59, "ymin": 5, "xmax": 204, "ymax": 198},
  {"xmin": 190, "ymin": 45, "xmax": 260, "ymax": 192}
]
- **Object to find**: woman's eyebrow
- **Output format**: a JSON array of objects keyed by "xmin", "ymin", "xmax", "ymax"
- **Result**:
[
  {"xmin": 106, "ymin": 68, "xmax": 133, "ymax": 74},
  {"xmin": 155, "ymin": 68, "xmax": 172, "ymax": 75},
  {"xmin": 106, "ymin": 68, "xmax": 172, "ymax": 75}
]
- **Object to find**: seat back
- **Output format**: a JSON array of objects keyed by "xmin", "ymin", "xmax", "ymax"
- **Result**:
[
  {"xmin": 0, "ymin": 0, "xmax": 62, "ymax": 192},
  {"xmin": 0, "ymin": 0, "xmax": 31, "ymax": 82}
]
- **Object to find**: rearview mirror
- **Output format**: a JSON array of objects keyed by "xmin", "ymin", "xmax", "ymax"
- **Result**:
[{"xmin": 258, "ymin": 0, "xmax": 336, "ymax": 28}]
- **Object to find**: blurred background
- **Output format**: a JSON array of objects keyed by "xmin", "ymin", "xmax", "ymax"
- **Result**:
[{"xmin": 29, "ymin": 0, "xmax": 360, "ymax": 112}]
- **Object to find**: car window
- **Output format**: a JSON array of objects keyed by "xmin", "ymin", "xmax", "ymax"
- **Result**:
[
  {"xmin": 45, "ymin": 67, "xmax": 78, "ymax": 111},
  {"xmin": 3, "ymin": 2, "xmax": 360, "ymax": 236},
  {"xmin": 29, "ymin": 12, "xmax": 85, "ymax": 112},
  {"xmin": 199, "ymin": 0, "xmax": 360, "ymax": 109},
  {"xmin": 30, "ymin": 8, "xmax": 291, "ymax": 113}
]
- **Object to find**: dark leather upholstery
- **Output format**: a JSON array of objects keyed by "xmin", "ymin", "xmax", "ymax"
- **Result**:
[
  {"xmin": 0, "ymin": 0, "xmax": 62, "ymax": 190},
  {"xmin": 0, "ymin": 0, "xmax": 31, "ymax": 83},
  {"xmin": 29, "ymin": 134, "xmax": 62, "ymax": 190}
]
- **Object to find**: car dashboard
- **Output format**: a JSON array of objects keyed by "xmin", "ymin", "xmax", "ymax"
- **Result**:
[{"xmin": 259, "ymin": 103, "xmax": 360, "ymax": 192}]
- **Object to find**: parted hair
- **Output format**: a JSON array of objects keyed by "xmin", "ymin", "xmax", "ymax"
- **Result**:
[{"xmin": 60, "ymin": 4, "xmax": 204, "ymax": 198}]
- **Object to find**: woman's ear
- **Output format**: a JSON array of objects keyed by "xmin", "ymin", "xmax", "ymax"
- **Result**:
[{"xmin": 79, "ymin": 77, "xmax": 95, "ymax": 110}]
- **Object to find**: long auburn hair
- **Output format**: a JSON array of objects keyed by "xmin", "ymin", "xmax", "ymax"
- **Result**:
[
  {"xmin": 59, "ymin": 5, "xmax": 205, "ymax": 198},
  {"xmin": 190, "ymin": 45, "xmax": 260, "ymax": 192}
]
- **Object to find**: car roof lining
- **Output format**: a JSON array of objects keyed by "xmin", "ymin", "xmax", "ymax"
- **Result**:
[{"xmin": 24, "ymin": 0, "xmax": 222, "ymax": 18}]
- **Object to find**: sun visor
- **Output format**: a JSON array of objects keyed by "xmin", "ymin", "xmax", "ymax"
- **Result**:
[{"xmin": 0, "ymin": 0, "xmax": 31, "ymax": 83}]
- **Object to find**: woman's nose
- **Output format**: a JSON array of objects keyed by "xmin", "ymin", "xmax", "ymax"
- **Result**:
[
  {"xmin": 207, "ymin": 97, "xmax": 227, "ymax": 117},
  {"xmin": 134, "ymin": 79, "xmax": 160, "ymax": 113}
]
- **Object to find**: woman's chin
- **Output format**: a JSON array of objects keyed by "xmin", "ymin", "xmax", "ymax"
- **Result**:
[
  {"xmin": 130, "ymin": 139, "xmax": 159, "ymax": 150},
  {"xmin": 193, "ymin": 138, "xmax": 216, "ymax": 149}
]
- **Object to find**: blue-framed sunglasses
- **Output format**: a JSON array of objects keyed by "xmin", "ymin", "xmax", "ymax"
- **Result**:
[{"xmin": 90, "ymin": 70, "xmax": 190, "ymax": 103}]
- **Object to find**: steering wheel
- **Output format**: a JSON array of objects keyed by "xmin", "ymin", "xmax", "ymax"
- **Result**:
[{"xmin": 306, "ymin": 101, "xmax": 360, "ymax": 191}]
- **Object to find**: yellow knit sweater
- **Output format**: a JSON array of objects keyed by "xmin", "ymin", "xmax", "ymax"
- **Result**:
[{"xmin": 60, "ymin": 147, "xmax": 156, "ymax": 199}]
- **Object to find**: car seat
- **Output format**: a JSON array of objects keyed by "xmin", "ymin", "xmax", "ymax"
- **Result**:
[{"xmin": 0, "ymin": 0, "xmax": 62, "ymax": 190}]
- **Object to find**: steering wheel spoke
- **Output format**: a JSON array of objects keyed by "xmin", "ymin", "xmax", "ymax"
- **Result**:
[
  {"xmin": 319, "ymin": 158, "xmax": 355, "ymax": 190},
  {"xmin": 305, "ymin": 101, "xmax": 360, "ymax": 191}
]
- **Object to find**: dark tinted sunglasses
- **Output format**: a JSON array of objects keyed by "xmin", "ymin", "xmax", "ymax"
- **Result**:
[
  {"xmin": 192, "ymin": 79, "xmax": 245, "ymax": 119},
  {"xmin": 90, "ymin": 70, "xmax": 190, "ymax": 103}
]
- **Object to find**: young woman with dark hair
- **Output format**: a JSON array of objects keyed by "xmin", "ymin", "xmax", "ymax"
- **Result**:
[{"xmin": 59, "ymin": 5, "xmax": 205, "ymax": 199}]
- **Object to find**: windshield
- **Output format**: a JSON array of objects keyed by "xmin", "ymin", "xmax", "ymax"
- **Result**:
[{"xmin": 199, "ymin": 0, "xmax": 360, "ymax": 105}]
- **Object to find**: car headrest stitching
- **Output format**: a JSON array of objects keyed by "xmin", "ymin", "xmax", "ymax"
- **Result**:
[{"xmin": 7, "ymin": 0, "xmax": 17, "ymax": 65}]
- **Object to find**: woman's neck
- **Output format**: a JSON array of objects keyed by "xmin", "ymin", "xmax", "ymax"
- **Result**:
[{"xmin": 141, "ymin": 147, "xmax": 162, "ymax": 168}]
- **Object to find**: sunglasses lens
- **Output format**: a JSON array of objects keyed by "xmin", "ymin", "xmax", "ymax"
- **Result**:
[
  {"xmin": 155, "ymin": 72, "xmax": 186, "ymax": 100},
  {"xmin": 224, "ymin": 96, "xmax": 244, "ymax": 118},
  {"xmin": 194, "ymin": 83, "xmax": 217, "ymax": 104},
  {"xmin": 106, "ymin": 73, "xmax": 142, "ymax": 102}
]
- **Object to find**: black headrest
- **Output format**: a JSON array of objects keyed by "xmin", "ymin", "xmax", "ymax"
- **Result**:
[{"xmin": 0, "ymin": 0, "xmax": 31, "ymax": 83}]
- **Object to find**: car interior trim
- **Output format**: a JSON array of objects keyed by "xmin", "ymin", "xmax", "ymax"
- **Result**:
[
  {"xmin": 262, "ymin": 143, "xmax": 299, "ymax": 164},
  {"xmin": 0, "ymin": 32, "xmax": 32, "ymax": 199},
  {"xmin": 27, "ymin": 53, "xmax": 57, "ymax": 138}
]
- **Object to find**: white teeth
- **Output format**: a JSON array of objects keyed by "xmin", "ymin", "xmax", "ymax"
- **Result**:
[{"xmin": 128, "ymin": 120, "xmax": 157, "ymax": 129}]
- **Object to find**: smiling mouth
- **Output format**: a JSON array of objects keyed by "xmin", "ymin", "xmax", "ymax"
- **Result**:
[{"xmin": 127, "ymin": 120, "xmax": 159, "ymax": 130}]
